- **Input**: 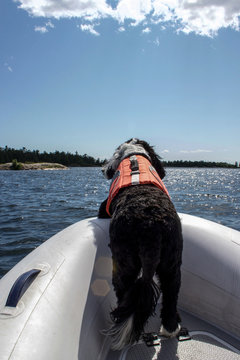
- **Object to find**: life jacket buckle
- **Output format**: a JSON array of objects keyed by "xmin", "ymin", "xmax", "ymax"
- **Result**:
[
  {"xmin": 130, "ymin": 156, "xmax": 139, "ymax": 172},
  {"xmin": 131, "ymin": 170, "xmax": 140, "ymax": 175}
]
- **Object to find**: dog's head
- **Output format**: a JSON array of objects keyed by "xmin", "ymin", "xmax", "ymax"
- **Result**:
[{"xmin": 102, "ymin": 138, "xmax": 166, "ymax": 180}]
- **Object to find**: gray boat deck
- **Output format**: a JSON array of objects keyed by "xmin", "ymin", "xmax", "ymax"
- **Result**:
[{"xmin": 105, "ymin": 307, "xmax": 240, "ymax": 360}]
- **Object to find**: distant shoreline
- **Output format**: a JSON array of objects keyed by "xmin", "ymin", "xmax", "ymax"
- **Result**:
[
  {"xmin": 163, "ymin": 160, "xmax": 239, "ymax": 169},
  {"xmin": 0, "ymin": 161, "xmax": 239, "ymax": 170},
  {"xmin": 0, "ymin": 162, "xmax": 68, "ymax": 171},
  {"xmin": 1, "ymin": 147, "xmax": 239, "ymax": 169}
]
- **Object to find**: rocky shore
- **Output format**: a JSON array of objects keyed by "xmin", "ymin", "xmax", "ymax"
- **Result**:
[{"xmin": 0, "ymin": 162, "xmax": 68, "ymax": 170}]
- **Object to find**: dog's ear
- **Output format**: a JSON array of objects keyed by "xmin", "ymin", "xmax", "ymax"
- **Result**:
[
  {"xmin": 98, "ymin": 198, "xmax": 111, "ymax": 218},
  {"xmin": 102, "ymin": 142, "xmax": 126, "ymax": 179},
  {"xmin": 102, "ymin": 165, "xmax": 115, "ymax": 180},
  {"xmin": 137, "ymin": 140, "xmax": 166, "ymax": 179}
]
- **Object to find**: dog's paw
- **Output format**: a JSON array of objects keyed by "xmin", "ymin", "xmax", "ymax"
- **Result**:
[{"xmin": 160, "ymin": 323, "xmax": 181, "ymax": 338}]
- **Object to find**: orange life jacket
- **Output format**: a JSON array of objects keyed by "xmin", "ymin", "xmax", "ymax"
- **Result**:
[{"xmin": 106, "ymin": 155, "xmax": 170, "ymax": 216}]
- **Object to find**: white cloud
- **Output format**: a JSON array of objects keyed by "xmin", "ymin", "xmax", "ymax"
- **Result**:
[
  {"xmin": 15, "ymin": 0, "xmax": 240, "ymax": 37},
  {"xmin": 34, "ymin": 21, "xmax": 55, "ymax": 33},
  {"xmin": 118, "ymin": 26, "xmax": 125, "ymax": 32},
  {"xmin": 180, "ymin": 149, "xmax": 212, "ymax": 153},
  {"xmin": 16, "ymin": 0, "xmax": 113, "ymax": 20},
  {"xmin": 115, "ymin": 0, "xmax": 152, "ymax": 24},
  {"xmin": 4, "ymin": 62, "xmax": 13, "ymax": 72},
  {"xmin": 34, "ymin": 25, "xmax": 49, "ymax": 33},
  {"xmin": 46, "ymin": 20, "xmax": 54, "ymax": 28},
  {"xmin": 153, "ymin": 36, "xmax": 160, "ymax": 46},
  {"xmin": 161, "ymin": 149, "xmax": 170, "ymax": 154},
  {"xmin": 174, "ymin": 1, "xmax": 240, "ymax": 37},
  {"xmin": 142, "ymin": 27, "xmax": 151, "ymax": 33},
  {"xmin": 79, "ymin": 24, "xmax": 100, "ymax": 36}
]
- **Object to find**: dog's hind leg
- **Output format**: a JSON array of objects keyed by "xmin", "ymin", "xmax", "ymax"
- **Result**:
[
  {"xmin": 157, "ymin": 265, "xmax": 181, "ymax": 337},
  {"xmin": 103, "ymin": 251, "xmax": 141, "ymax": 350},
  {"xmin": 111, "ymin": 252, "xmax": 141, "ymax": 306},
  {"xmin": 107, "ymin": 245, "xmax": 161, "ymax": 349}
]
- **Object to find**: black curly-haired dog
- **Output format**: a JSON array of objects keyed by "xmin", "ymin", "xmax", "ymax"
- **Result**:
[{"xmin": 98, "ymin": 138, "xmax": 183, "ymax": 350}]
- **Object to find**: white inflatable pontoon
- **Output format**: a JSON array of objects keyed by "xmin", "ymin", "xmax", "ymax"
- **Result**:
[{"xmin": 0, "ymin": 213, "xmax": 240, "ymax": 360}]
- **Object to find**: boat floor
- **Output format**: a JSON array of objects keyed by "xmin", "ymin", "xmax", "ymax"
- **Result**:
[{"xmin": 104, "ymin": 307, "xmax": 240, "ymax": 360}]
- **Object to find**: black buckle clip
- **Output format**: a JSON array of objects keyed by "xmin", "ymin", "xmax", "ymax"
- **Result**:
[
  {"xmin": 130, "ymin": 170, "xmax": 140, "ymax": 176},
  {"xmin": 142, "ymin": 332, "xmax": 160, "ymax": 347},
  {"xmin": 177, "ymin": 327, "xmax": 191, "ymax": 342},
  {"xmin": 130, "ymin": 158, "xmax": 139, "ymax": 172}
]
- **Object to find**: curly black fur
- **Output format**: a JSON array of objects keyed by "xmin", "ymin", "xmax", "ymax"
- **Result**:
[{"xmin": 98, "ymin": 139, "xmax": 183, "ymax": 349}]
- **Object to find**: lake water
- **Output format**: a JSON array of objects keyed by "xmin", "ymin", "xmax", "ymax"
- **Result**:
[{"xmin": 0, "ymin": 167, "xmax": 239, "ymax": 278}]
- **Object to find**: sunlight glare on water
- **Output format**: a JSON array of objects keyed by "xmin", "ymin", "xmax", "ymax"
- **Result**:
[{"xmin": 0, "ymin": 167, "xmax": 239, "ymax": 277}]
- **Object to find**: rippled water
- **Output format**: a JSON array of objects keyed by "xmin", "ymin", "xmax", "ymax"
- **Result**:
[
  {"xmin": 0, "ymin": 167, "xmax": 239, "ymax": 278},
  {"xmin": 165, "ymin": 168, "xmax": 239, "ymax": 230}
]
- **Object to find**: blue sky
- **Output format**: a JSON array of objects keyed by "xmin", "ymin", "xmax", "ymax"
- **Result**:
[{"xmin": 1, "ymin": 1, "xmax": 240, "ymax": 163}]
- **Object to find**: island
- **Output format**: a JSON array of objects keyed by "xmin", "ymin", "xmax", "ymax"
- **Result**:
[
  {"xmin": 0, "ymin": 161, "xmax": 68, "ymax": 171},
  {"xmin": 0, "ymin": 147, "xmax": 104, "ymax": 168}
]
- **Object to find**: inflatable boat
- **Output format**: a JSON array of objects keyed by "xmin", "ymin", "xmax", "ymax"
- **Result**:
[{"xmin": 0, "ymin": 213, "xmax": 240, "ymax": 360}]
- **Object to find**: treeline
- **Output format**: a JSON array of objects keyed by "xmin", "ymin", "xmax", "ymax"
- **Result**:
[
  {"xmin": 0, "ymin": 146, "xmax": 105, "ymax": 167},
  {"xmin": 162, "ymin": 160, "xmax": 238, "ymax": 168},
  {"xmin": 0, "ymin": 146, "xmax": 238, "ymax": 168}
]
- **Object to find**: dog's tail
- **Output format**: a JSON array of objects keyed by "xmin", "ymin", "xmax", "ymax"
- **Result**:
[{"xmin": 104, "ymin": 266, "xmax": 160, "ymax": 350}]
